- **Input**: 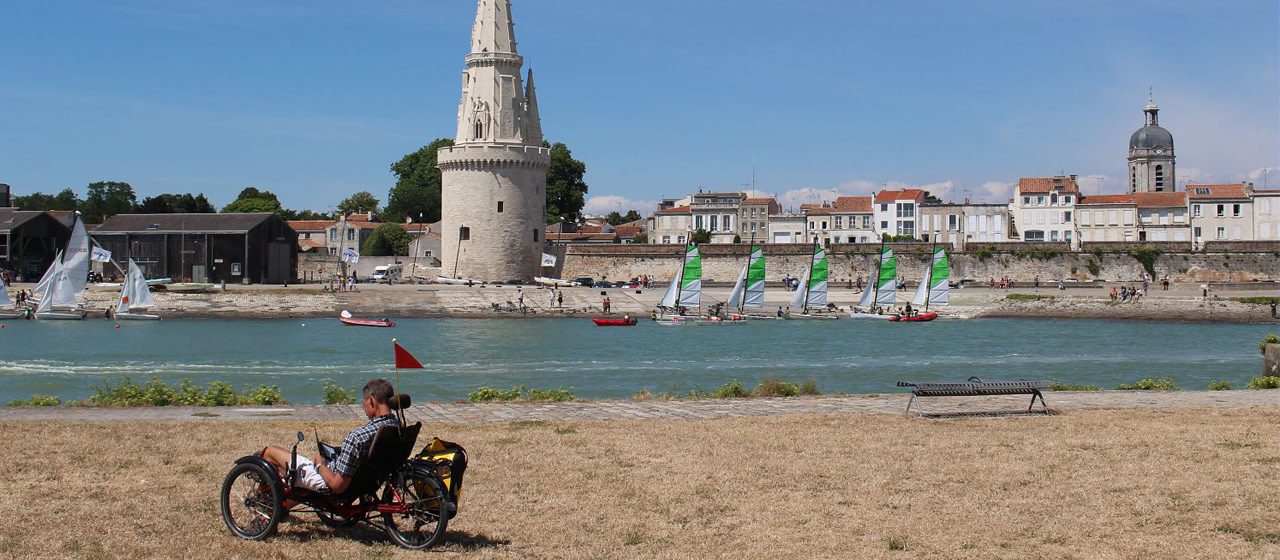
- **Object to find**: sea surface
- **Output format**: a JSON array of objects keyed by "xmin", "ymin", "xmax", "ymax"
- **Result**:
[{"xmin": 0, "ymin": 317, "xmax": 1274, "ymax": 403}]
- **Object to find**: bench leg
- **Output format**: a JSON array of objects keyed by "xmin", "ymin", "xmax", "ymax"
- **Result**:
[{"xmin": 1028, "ymin": 390, "xmax": 1048, "ymax": 413}]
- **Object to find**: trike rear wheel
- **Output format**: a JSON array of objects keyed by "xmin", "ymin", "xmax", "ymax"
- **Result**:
[
  {"xmin": 382, "ymin": 468, "xmax": 450, "ymax": 549},
  {"xmin": 220, "ymin": 462, "xmax": 284, "ymax": 540}
]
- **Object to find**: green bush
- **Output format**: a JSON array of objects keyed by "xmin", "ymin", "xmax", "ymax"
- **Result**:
[
  {"xmin": 972, "ymin": 246, "xmax": 995, "ymax": 261},
  {"xmin": 1086, "ymin": 258, "xmax": 1102, "ymax": 277},
  {"xmin": 7, "ymin": 394, "xmax": 62, "ymax": 407},
  {"xmin": 527, "ymin": 387, "xmax": 575, "ymax": 402},
  {"xmin": 799, "ymin": 378, "xmax": 821, "ymax": 396},
  {"xmin": 1246, "ymin": 376, "xmax": 1280, "ymax": 390},
  {"xmin": 469, "ymin": 386, "xmax": 523, "ymax": 402},
  {"xmin": 711, "ymin": 380, "xmax": 749, "ymax": 399},
  {"xmin": 1128, "ymin": 248, "xmax": 1163, "ymax": 278},
  {"xmin": 323, "ymin": 383, "xmax": 356, "ymax": 405},
  {"xmin": 83, "ymin": 377, "xmax": 284, "ymax": 407},
  {"xmin": 1115, "ymin": 377, "xmax": 1177, "ymax": 391},
  {"xmin": 1207, "ymin": 380, "xmax": 1231, "ymax": 391},
  {"xmin": 468, "ymin": 385, "xmax": 575, "ymax": 402},
  {"xmin": 1006, "ymin": 294, "xmax": 1054, "ymax": 302},
  {"xmin": 1233, "ymin": 297, "xmax": 1278, "ymax": 305},
  {"xmin": 1046, "ymin": 381, "xmax": 1102, "ymax": 391},
  {"xmin": 754, "ymin": 377, "xmax": 800, "ymax": 397},
  {"xmin": 1260, "ymin": 334, "xmax": 1279, "ymax": 355}
]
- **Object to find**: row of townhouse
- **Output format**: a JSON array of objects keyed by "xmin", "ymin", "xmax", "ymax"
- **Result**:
[
  {"xmin": 288, "ymin": 214, "xmax": 441, "ymax": 262},
  {"xmin": 1013, "ymin": 176, "xmax": 1280, "ymax": 247}
]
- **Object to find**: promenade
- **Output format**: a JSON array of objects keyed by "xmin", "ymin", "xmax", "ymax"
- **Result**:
[{"xmin": 2, "ymin": 389, "xmax": 1274, "ymax": 423}]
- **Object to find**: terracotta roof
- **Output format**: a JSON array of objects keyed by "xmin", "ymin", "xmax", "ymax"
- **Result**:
[
  {"xmin": 614, "ymin": 225, "xmax": 644, "ymax": 237},
  {"xmin": 1133, "ymin": 191, "xmax": 1187, "ymax": 208},
  {"xmin": 873, "ymin": 189, "xmax": 927, "ymax": 203},
  {"xmin": 298, "ymin": 239, "xmax": 326, "ymax": 250},
  {"xmin": 1017, "ymin": 176, "xmax": 1080, "ymax": 194},
  {"xmin": 806, "ymin": 207, "xmax": 833, "ymax": 216},
  {"xmin": 657, "ymin": 205, "xmax": 691, "ymax": 215},
  {"xmin": 1253, "ymin": 189, "xmax": 1280, "ymax": 194},
  {"xmin": 1186, "ymin": 184, "xmax": 1250, "ymax": 200},
  {"xmin": 833, "ymin": 196, "xmax": 873, "ymax": 213},
  {"xmin": 403, "ymin": 223, "xmax": 434, "ymax": 233},
  {"xmin": 742, "ymin": 198, "xmax": 776, "ymax": 205},
  {"xmin": 1077, "ymin": 194, "xmax": 1134, "ymax": 206},
  {"xmin": 288, "ymin": 220, "xmax": 335, "ymax": 231},
  {"xmin": 344, "ymin": 220, "xmax": 381, "ymax": 230}
]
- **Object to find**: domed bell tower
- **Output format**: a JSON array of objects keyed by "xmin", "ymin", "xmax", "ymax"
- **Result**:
[{"xmin": 1127, "ymin": 98, "xmax": 1175, "ymax": 193}]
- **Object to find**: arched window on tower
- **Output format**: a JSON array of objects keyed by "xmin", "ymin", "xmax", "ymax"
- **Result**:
[
  {"xmin": 1131, "ymin": 169, "xmax": 1137, "ymax": 189},
  {"xmin": 1155, "ymin": 165, "xmax": 1164, "ymax": 189},
  {"xmin": 475, "ymin": 120, "xmax": 484, "ymax": 140}
]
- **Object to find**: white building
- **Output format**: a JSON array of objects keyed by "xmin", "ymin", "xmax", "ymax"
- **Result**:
[
  {"xmin": 1255, "ymin": 189, "xmax": 1280, "ymax": 240},
  {"xmin": 438, "ymin": 0, "xmax": 550, "ymax": 281},
  {"xmin": 873, "ymin": 189, "xmax": 925, "ymax": 239},
  {"xmin": 1189, "ymin": 183, "xmax": 1255, "ymax": 245},
  {"xmin": 918, "ymin": 203, "xmax": 1007, "ymax": 249},
  {"xmin": 1013, "ymin": 176, "xmax": 1079, "ymax": 245}
]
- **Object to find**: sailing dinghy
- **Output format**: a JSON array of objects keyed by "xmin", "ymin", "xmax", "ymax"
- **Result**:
[
  {"xmin": 850, "ymin": 246, "xmax": 898, "ymax": 320},
  {"xmin": 114, "ymin": 260, "xmax": 160, "ymax": 320},
  {"xmin": 654, "ymin": 244, "xmax": 701, "ymax": 326},
  {"xmin": 894, "ymin": 246, "xmax": 949, "ymax": 323},
  {"xmin": 35, "ymin": 261, "xmax": 86, "ymax": 320},
  {"xmin": 786, "ymin": 244, "xmax": 837, "ymax": 320}
]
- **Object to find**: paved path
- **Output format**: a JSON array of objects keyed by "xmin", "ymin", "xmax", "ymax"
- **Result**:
[{"xmin": 0, "ymin": 390, "xmax": 1274, "ymax": 423}]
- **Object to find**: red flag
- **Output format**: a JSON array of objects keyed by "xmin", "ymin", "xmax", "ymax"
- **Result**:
[{"xmin": 394, "ymin": 340, "xmax": 424, "ymax": 369}]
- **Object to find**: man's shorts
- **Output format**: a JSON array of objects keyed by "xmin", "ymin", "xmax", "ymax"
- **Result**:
[{"xmin": 293, "ymin": 456, "xmax": 332, "ymax": 494}]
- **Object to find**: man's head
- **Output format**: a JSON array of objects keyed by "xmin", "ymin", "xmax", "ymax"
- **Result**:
[{"xmin": 361, "ymin": 379, "xmax": 394, "ymax": 418}]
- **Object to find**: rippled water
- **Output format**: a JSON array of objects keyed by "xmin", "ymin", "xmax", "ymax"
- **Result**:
[{"xmin": 0, "ymin": 317, "xmax": 1273, "ymax": 403}]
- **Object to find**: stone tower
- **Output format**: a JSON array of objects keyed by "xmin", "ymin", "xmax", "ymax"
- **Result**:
[
  {"xmin": 1127, "ymin": 98, "xmax": 1175, "ymax": 193},
  {"xmin": 438, "ymin": 0, "xmax": 550, "ymax": 282}
]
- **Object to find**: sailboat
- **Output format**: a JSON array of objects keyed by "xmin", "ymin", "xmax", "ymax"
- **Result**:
[
  {"xmin": 786, "ymin": 243, "xmax": 837, "ymax": 320},
  {"xmin": 35, "ymin": 261, "xmax": 87, "ymax": 320},
  {"xmin": 727, "ymin": 244, "xmax": 772, "ymax": 320},
  {"xmin": 894, "ymin": 247, "xmax": 949, "ymax": 323},
  {"xmin": 113, "ymin": 260, "xmax": 161, "ymax": 320},
  {"xmin": 27, "ymin": 215, "xmax": 91, "ymax": 311},
  {"xmin": 655, "ymin": 244, "xmax": 701, "ymax": 326},
  {"xmin": 0, "ymin": 286, "xmax": 20, "ymax": 319},
  {"xmin": 850, "ymin": 245, "xmax": 898, "ymax": 320}
]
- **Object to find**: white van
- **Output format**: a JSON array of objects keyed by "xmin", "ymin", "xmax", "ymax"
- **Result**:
[{"xmin": 372, "ymin": 264, "xmax": 403, "ymax": 284}]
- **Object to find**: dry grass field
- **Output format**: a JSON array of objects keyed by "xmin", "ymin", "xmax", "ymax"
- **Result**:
[{"xmin": 0, "ymin": 407, "xmax": 1276, "ymax": 559}]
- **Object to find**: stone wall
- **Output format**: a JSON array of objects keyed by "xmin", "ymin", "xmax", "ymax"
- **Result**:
[{"xmin": 559, "ymin": 244, "xmax": 1280, "ymax": 285}]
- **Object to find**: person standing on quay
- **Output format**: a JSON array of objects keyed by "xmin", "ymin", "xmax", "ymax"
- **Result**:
[
  {"xmin": 602, "ymin": 294, "xmax": 611, "ymax": 314},
  {"xmin": 557, "ymin": 289, "xmax": 564, "ymax": 308}
]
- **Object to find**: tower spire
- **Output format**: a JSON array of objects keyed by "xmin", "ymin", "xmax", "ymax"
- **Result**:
[
  {"xmin": 471, "ymin": 0, "xmax": 518, "ymax": 55},
  {"xmin": 525, "ymin": 68, "xmax": 543, "ymax": 145}
]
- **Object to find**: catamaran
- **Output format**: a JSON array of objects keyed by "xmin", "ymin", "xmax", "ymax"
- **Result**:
[
  {"xmin": 35, "ymin": 261, "xmax": 87, "ymax": 320},
  {"xmin": 850, "ymin": 245, "xmax": 897, "ymax": 320},
  {"xmin": 787, "ymin": 243, "xmax": 837, "ymax": 320},
  {"xmin": 726, "ymin": 244, "xmax": 772, "ymax": 320},
  {"xmin": 655, "ymin": 244, "xmax": 701, "ymax": 326},
  {"xmin": 895, "ymin": 246, "xmax": 950, "ymax": 322},
  {"xmin": 113, "ymin": 260, "xmax": 161, "ymax": 320}
]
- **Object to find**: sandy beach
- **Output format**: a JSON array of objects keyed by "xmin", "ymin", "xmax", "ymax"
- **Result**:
[{"xmin": 14, "ymin": 280, "xmax": 1277, "ymax": 323}]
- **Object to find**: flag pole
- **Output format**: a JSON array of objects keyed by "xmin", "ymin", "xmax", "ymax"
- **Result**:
[{"xmin": 392, "ymin": 337, "xmax": 403, "ymax": 426}]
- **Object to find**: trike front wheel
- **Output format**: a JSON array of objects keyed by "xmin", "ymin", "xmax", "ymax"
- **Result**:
[{"xmin": 220, "ymin": 462, "xmax": 284, "ymax": 540}]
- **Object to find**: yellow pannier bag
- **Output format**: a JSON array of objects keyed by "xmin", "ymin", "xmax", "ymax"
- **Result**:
[{"xmin": 415, "ymin": 437, "xmax": 467, "ymax": 514}]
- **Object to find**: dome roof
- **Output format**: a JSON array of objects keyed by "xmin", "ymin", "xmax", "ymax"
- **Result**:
[{"xmin": 1130, "ymin": 124, "xmax": 1173, "ymax": 151}]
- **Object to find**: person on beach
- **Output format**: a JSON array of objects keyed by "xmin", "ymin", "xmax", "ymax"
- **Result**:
[
  {"xmin": 856, "ymin": 276, "xmax": 863, "ymax": 292},
  {"xmin": 261, "ymin": 379, "xmax": 399, "ymax": 495},
  {"xmin": 602, "ymin": 295, "xmax": 611, "ymax": 314},
  {"xmin": 557, "ymin": 290, "xmax": 564, "ymax": 308},
  {"xmin": 989, "ymin": 277, "xmax": 995, "ymax": 290},
  {"xmin": 777, "ymin": 306, "xmax": 784, "ymax": 317},
  {"xmin": 1270, "ymin": 300, "xmax": 1277, "ymax": 319},
  {"xmin": 517, "ymin": 288, "xmax": 524, "ymax": 311}
]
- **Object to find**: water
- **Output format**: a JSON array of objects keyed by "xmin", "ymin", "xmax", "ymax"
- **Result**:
[{"xmin": 0, "ymin": 317, "xmax": 1273, "ymax": 403}]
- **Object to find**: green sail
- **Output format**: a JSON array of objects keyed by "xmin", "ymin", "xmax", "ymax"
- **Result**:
[
  {"xmin": 930, "ymin": 248, "xmax": 949, "ymax": 288},
  {"xmin": 876, "ymin": 247, "xmax": 897, "ymax": 289}
]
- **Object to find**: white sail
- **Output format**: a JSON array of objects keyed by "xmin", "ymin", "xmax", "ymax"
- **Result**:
[
  {"xmin": 128, "ymin": 260, "xmax": 156, "ymax": 309},
  {"xmin": 726, "ymin": 266, "xmax": 747, "ymax": 308},
  {"xmin": 64, "ymin": 216, "xmax": 90, "ymax": 295},
  {"xmin": 33, "ymin": 250, "xmax": 63, "ymax": 300},
  {"xmin": 659, "ymin": 272, "xmax": 681, "ymax": 308},
  {"xmin": 909, "ymin": 278, "xmax": 930, "ymax": 306},
  {"xmin": 116, "ymin": 270, "xmax": 133, "ymax": 315},
  {"xmin": 791, "ymin": 247, "xmax": 828, "ymax": 310},
  {"xmin": 858, "ymin": 277, "xmax": 875, "ymax": 307},
  {"xmin": 35, "ymin": 275, "xmax": 54, "ymax": 313},
  {"xmin": 50, "ymin": 264, "xmax": 81, "ymax": 310},
  {"xmin": 789, "ymin": 266, "xmax": 810, "ymax": 308},
  {"xmin": 0, "ymin": 286, "xmax": 9, "ymax": 306}
]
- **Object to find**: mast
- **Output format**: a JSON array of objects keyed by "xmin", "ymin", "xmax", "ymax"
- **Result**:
[
  {"xmin": 924, "ymin": 234, "xmax": 937, "ymax": 313},
  {"xmin": 802, "ymin": 238, "xmax": 817, "ymax": 314},
  {"xmin": 674, "ymin": 239, "xmax": 687, "ymax": 315},
  {"xmin": 870, "ymin": 236, "xmax": 885, "ymax": 310}
]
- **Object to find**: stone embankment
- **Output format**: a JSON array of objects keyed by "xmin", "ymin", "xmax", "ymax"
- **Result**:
[{"xmin": 16, "ymin": 281, "xmax": 1276, "ymax": 323}]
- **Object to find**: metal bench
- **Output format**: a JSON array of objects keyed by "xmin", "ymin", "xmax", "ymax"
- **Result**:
[{"xmin": 897, "ymin": 377, "xmax": 1050, "ymax": 416}]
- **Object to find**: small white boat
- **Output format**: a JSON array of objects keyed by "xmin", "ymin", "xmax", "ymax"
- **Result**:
[
  {"xmin": 849, "ymin": 311, "xmax": 894, "ymax": 320},
  {"xmin": 436, "ymin": 276, "xmax": 480, "ymax": 285},
  {"xmin": 35, "ymin": 264, "xmax": 85, "ymax": 320},
  {"xmin": 786, "ymin": 313, "xmax": 840, "ymax": 321},
  {"xmin": 534, "ymin": 276, "xmax": 578, "ymax": 287},
  {"xmin": 654, "ymin": 315, "xmax": 693, "ymax": 326},
  {"xmin": 113, "ymin": 260, "xmax": 161, "ymax": 321},
  {"xmin": 695, "ymin": 316, "xmax": 748, "ymax": 326},
  {"xmin": 161, "ymin": 283, "xmax": 216, "ymax": 293}
]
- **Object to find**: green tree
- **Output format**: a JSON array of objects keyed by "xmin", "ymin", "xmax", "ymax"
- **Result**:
[
  {"xmin": 12, "ymin": 188, "xmax": 80, "ymax": 211},
  {"xmin": 337, "ymin": 190, "xmax": 380, "ymax": 216},
  {"xmin": 292, "ymin": 209, "xmax": 332, "ymax": 221},
  {"xmin": 622, "ymin": 210, "xmax": 642, "ymax": 223},
  {"xmin": 632, "ymin": 232, "xmax": 648, "ymax": 244},
  {"xmin": 138, "ymin": 193, "xmax": 216, "ymax": 214},
  {"xmin": 544, "ymin": 141, "xmax": 588, "ymax": 224},
  {"xmin": 604, "ymin": 211, "xmax": 624, "ymax": 225},
  {"xmin": 604, "ymin": 210, "xmax": 644, "ymax": 226},
  {"xmin": 362, "ymin": 223, "xmax": 412, "ymax": 256},
  {"xmin": 691, "ymin": 229, "xmax": 711, "ymax": 244},
  {"xmin": 81, "ymin": 181, "xmax": 138, "ymax": 222},
  {"xmin": 222, "ymin": 187, "xmax": 286, "ymax": 215},
  {"xmin": 386, "ymin": 138, "xmax": 453, "ymax": 224}
]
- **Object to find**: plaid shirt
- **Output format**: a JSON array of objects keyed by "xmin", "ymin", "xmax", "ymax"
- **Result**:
[{"xmin": 330, "ymin": 414, "xmax": 399, "ymax": 478}]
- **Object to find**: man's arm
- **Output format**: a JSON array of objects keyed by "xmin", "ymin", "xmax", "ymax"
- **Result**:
[{"xmin": 313, "ymin": 455, "xmax": 352, "ymax": 495}]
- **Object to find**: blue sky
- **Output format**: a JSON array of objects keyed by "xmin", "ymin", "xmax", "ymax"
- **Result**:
[{"xmin": 1, "ymin": 0, "xmax": 1276, "ymax": 215}]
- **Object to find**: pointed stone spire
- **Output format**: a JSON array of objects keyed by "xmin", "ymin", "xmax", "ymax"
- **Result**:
[
  {"xmin": 524, "ymin": 68, "xmax": 543, "ymax": 145},
  {"xmin": 471, "ymin": 0, "xmax": 518, "ymax": 55}
]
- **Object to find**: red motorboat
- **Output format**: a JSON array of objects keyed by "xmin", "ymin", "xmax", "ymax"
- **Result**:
[
  {"xmin": 339, "ymin": 310, "xmax": 396, "ymax": 327},
  {"xmin": 591, "ymin": 318, "xmax": 637, "ymax": 326},
  {"xmin": 890, "ymin": 312, "xmax": 938, "ymax": 323}
]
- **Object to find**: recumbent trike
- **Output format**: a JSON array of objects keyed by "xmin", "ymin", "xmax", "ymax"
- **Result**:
[{"xmin": 218, "ymin": 394, "xmax": 467, "ymax": 549}]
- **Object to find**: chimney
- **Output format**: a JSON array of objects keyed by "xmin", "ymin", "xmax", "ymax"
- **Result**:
[{"xmin": 367, "ymin": 211, "xmax": 373, "ymax": 221}]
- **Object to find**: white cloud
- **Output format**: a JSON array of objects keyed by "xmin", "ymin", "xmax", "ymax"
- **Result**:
[
  {"xmin": 582, "ymin": 195, "xmax": 658, "ymax": 216},
  {"xmin": 1244, "ymin": 167, "xmax": 1279, "ymax": 188},
  {"xmin": 978, "ymin": 181, "xmax": 1015, "ymax": 202}
]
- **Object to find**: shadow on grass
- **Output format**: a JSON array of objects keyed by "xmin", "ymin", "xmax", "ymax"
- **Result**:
[
  {"xmin": 273, "ymin": 517, "xmax": 510, "ymax": 550},
  {"xmin": 917, "ymin": 410, "xmax": 1054, "ymax": 420}
]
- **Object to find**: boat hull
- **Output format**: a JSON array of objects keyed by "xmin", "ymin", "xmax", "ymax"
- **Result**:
[
  {"xmin": 849, "ymin": 312, "xmax": 894, "ymax": 320},
  {"xmin": 785, "ymin": 314, "xmax": 839, "ymax": 320},
  {"xmin": 591, "ymin": 318, "xmax": 636, "ymax": 326},
  {"xmin": 339, "ymin": 316, "xmax": 396, "ymax": 328},
  {"xmin": 36, "ymin": 311, "xmax": 86, "ymax": 320},
  {"xmin": 0, "ymin": 311, "xmax": 21, "ymax": 320},
  {"xmin": 890, "ymin": 312, "xmax": 938, "ymax": 323},
  {"xmin": 115, "ymin": 313, "xmax": 161, "ymax": 321}
]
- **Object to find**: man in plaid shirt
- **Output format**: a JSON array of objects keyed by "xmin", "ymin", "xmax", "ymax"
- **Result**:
[{"xmin": 263, "ymin": 379, "xmax": 400, "ymax": 495}]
